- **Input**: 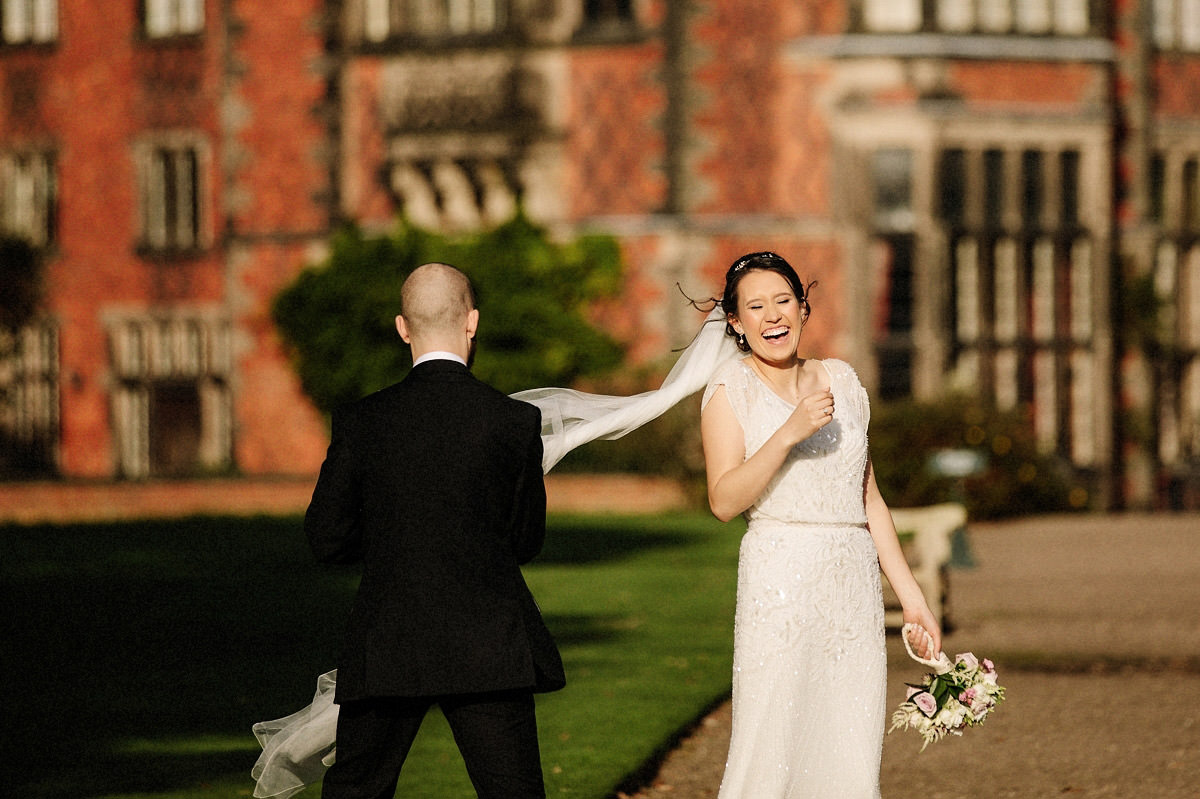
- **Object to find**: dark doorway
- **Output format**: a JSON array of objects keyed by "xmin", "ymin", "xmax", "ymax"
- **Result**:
[{"xmin": 149, "ymin": 382, "xmax": 202, "ymax": 476}]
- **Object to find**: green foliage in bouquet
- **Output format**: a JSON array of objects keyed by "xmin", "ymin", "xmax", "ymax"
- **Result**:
[
  {"xmin": 869, "ymin": 395, "xmax": 1085, "ymax": 518},
  {"xmin": 272, "ymin": 213, "xmax": 626, "ymax": 414}
]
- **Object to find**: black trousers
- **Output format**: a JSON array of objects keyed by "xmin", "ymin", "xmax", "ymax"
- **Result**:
[{"xmin": 321, "ymin": 689, "xmax": 545, "ymax": 799}]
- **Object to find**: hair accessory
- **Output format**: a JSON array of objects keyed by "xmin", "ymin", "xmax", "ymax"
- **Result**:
[{"xmin": 730, "ymin": 251, "xmax": 784, "ymax": 273}]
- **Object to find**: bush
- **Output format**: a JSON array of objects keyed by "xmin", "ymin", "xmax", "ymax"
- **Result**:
[
  {"xmin": 272, "ymin": 213, "xmax": 626, "ymax": 413},
  {"xmin": 869, "ymin": 395, "xmax": 1084, "ymax": 519}
]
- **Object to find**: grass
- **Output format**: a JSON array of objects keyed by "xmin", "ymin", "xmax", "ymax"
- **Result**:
[{"xmin": 1, "ymin": 511, "xmax": 742, "ymax": 798}]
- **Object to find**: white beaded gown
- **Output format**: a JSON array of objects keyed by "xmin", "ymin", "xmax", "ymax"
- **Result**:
[{"xmin": 703, "ymin": 357, "xmax": 886, "ymax": 799}]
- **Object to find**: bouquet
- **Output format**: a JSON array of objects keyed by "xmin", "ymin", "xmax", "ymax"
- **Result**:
[{"xmin": 888, "ymin": 624, "xmax": 1007, "ymax": 750}]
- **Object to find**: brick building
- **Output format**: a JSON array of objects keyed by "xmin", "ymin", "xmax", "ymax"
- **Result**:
[
  {"xmin": 0, "ymin": 0, "xmax": 331, "ymax": 479},
  {"xmin": 2, "ymin": 1, "xmax": 1199, "ymax": 509}
]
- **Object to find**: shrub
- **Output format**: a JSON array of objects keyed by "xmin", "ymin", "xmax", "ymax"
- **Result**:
[
  {"xmin": 869, "ymin": 395, "xmax": 1084, "ymax": 519},
  {"xmin": 272, "ymin": 213, "xmax": 625, "ymax": 413}
]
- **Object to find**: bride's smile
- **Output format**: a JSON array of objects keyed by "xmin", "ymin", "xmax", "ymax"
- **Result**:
[{"xmin": 731, "ymin": 270, "xmax": 807, "ymax": 361}]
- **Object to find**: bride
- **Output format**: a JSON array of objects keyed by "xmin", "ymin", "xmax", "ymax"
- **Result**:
[
  {"xmin": 252, "ymin": 255, "xmax": 941, "ymax": 798},
  {"xmin": 700, "ymin": 252, "xmax": 940, "ymax": 797}
]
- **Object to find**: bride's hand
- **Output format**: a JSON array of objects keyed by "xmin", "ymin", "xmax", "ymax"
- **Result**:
[
  {"xmin": 782, "ymin": 390, "xmax": 834, "ymax": 445},
  {"xmin": 902, "ymin": 607, "xmax": 943, "ymax": 661}
]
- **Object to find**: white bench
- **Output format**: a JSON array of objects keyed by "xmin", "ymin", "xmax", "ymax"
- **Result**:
[{"xmin": 883, "ymin": 502, "xmax": 966, "ymax": 629}]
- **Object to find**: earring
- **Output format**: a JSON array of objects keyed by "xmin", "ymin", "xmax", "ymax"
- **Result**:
[{"xmin": 737, "ymin": 333, "xmax": 746, "ymax": 348}]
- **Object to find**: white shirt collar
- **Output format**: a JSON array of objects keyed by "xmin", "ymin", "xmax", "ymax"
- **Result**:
[{"xmin": 413, "ymin": 350, "xmax": 467, "ymax": 368}]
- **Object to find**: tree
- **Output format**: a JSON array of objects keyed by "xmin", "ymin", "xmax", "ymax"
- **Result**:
[{"xmin": 272, "ymin": 213, "xmax": 626, "ymax": 414}]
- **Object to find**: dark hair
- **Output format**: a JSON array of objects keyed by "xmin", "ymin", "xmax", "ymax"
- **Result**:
[{"xmin": 721, "ymin": 251, "xmax": 814, "ymax": 351}]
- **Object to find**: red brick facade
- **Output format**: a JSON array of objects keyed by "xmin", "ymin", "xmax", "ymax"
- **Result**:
[
  {"xmin": 566, "ymin": 45, "xmax": 668, "ymax": 218},
  {"xmin": 1, "ymin": 2, "xmax": 330, "ymax": 478},
  {"xmin": 4, "ymin": 2, "xmax": 1200, "ymax": 508}
]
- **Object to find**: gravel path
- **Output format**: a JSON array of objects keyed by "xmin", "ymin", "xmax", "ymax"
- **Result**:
[{"xmin": 619, "ymin": 513, "xmax": 1200, "ymax": 799}]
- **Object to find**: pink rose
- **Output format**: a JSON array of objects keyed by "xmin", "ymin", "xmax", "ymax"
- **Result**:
[
  {"xmin": 911, "ymin": 691, "xmax": 938, "ymax": 718},
  {"xmin": 982, "ymin": 658, "xmax": 995, "ymax": 673}
]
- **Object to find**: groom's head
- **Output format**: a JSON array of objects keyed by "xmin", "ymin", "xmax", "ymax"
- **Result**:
[{"xmin": 396, "ymin": 263, "xmax": 479, "ymax": 362}]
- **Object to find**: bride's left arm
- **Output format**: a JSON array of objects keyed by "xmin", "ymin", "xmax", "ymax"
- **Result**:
[{"xmin": 863, "ymin": 456, "xmax": 943, "ymax": 658}]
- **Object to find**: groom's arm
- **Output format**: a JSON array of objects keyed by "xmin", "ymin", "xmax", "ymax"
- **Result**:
[
  {"xmin": 305, "ymin": 406, "xmax": 365, "ymax": 564},
  {"xmin": 507, "ymin": 403, "xmax": 547, "ymax": 565}
]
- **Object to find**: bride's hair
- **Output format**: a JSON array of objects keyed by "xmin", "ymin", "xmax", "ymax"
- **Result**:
[{"xmin": 719, "ymin": 251, "xmax": 816, "ymax": 352}]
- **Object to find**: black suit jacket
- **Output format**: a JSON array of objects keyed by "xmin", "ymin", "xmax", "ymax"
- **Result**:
[{"xmin": 305, "ymin": 359, "xmax": 564, "ymax": 702}]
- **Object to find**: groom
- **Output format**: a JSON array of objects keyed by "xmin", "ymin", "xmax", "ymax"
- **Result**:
[{"xmin": 305, "ymin": 262, "xmax": 564, "ymax": 799}]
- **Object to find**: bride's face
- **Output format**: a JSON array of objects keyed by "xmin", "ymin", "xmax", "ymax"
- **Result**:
[{"xmin": 730, "ymin": 269, "xmax": 807, "ymax": 363}]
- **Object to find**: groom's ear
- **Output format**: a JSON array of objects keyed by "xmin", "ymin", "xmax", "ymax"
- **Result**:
[
  {"xmin": 465, "ymin": 308, "xmax": 479, "ymax": 339},
  {"xmin": 396, "ymin": 315, "xmax": 412, "ymax": 344}
]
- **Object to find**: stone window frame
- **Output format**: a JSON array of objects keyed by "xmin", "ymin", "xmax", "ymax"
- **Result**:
[
  {"xmin": 936, "ymin": 140, "xmax": 1100, "ymax": 463},
  {"xmin": 1, "ymin": 0, "xmax": 57, "ymax": 45},
  {"xmin": 133, "ymin": 132, "xmax": 210, "ymax": 255},
  {"xmin": 141, "ymin": 0, "xmax": 204, "ymax": 40},
  {"xmin": 1146, "ymin": 143, "xmax": 1200, "ymax": 467},
  {"xmin": 838, "ymin": 115, "xmax": 1110, "ymax": 469},
  {"xmin": 0, "ymin": 146, "xmax": 56, "ymax": 248},
  {"xmin": 870, "ymin": 147, "xmax": 918, "ymax": 400},
  {"xmin": 106, "ymin": 310, "xmax": 233, "ymax": 479},
  {"xmin": 0, "ymin": 318, "xmax": 59, "ymax": 474},
  {"xmin": 858, "ymin": 0, "xmax": 1093, "ymax": 36},
  {"xmin": 1153, "ymin": 0, "xmax": 1200, "ymax": 51},
  {"xmin": 362, "ymin": 0, "xmax": 507, "ymax": 43}
]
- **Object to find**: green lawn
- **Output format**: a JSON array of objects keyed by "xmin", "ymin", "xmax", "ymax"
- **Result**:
[{"xmin": 1, "ymin": 512, "xmax": 742, "ymax": 798}]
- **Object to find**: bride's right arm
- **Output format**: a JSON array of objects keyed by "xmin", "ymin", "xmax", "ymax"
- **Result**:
[
  {"xmin": 702, "ymin": 386, "xmax": 789, "ymax": 521},
  {"xmin": 702, "ymin": 385, "xmax": 837, "ymax": 522}
]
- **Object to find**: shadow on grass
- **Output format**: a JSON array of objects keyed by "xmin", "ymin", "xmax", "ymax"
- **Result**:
[
  {"xmin": 1, "ymin": 513, "xmax": 694, "ymax": 799},
  {"xmin": 536, "ymin": 517, "xmax": 693, "ymax": 565}
]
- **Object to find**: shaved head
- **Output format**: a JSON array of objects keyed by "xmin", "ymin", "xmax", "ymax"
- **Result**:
[{"xmin": 399, "ymin": 263, "xmax": 476, "ymax": 339}]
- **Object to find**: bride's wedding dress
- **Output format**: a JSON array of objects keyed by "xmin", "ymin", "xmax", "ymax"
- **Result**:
[{"xmin": 703, "ymin": 357, "xmax": 886, "ymax": 799}]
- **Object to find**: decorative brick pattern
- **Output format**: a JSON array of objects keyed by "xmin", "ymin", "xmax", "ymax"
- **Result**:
[
  {"xmin": 949, "ymin": 61, "xmax": 1101, "ymax": 107},
  {"xmin": 1153, "ymin": 58, "xmax": 1200, "ymax": 117},
  {"xmin": 693, "ymin": 0, "xmax": 784, "ymax": 213},
  {"xmin": 567, "ymin": 46, "xmax": 668, "ymax": 217},
  {"xmin": 779, "ymin": 66, "xmax": 833, "ymax": 216}
]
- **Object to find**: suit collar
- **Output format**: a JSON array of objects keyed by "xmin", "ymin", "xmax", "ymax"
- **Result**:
[{"xmin": 409, "ymin": 359, "xmax": 471, "ymax": 378}]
